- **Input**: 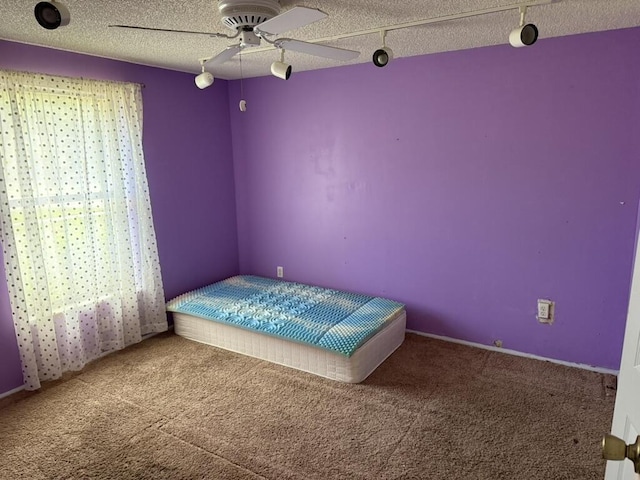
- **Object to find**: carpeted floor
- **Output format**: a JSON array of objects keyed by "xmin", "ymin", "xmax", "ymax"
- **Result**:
[{"xmin": 0, "ymin": 332, "xmax": 615, "ymax": 479}]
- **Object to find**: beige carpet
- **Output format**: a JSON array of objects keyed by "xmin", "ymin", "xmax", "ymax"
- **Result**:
[{"xmin": 0, "ymin": 332, "xmax": 615, "ymax": 479}]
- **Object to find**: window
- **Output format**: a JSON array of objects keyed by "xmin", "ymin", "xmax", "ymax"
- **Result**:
[{"xmin": 0, "ymin": 70, "xmax": 166, "ymax": 390}]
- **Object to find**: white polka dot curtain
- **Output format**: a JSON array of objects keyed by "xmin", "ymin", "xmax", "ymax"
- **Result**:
[{"xmin": 0, "ymin": 70, "xmax": 167, "ymax": 390}]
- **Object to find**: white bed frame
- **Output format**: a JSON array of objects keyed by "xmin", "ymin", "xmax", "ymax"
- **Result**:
[{"xmin": 173, "ymin": 309, "xmax": 406, "ymax": 383}]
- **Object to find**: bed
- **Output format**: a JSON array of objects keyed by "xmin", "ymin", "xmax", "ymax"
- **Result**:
[{"xmin": 166, "ymin": 275, "xmax": 406, "ymax": 383}]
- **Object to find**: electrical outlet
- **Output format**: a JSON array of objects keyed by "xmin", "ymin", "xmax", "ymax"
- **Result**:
[
  {"xmin": 537, "ymin": 299, "xmax": 554, "ymax": 324},
  {"xmin": 493, "ymin": 340, "xmax": 503, "ymax": 348},
  {"xmin": 277, "ymin": 266, "xmax": 283, "ymax": 278},
  {"xmin": 537, "ymin": 301, "xmax": 550, "ymax": 320}
]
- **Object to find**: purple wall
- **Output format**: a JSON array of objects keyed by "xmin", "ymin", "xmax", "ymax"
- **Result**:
[
  {"xmin": 0, "ymin": 41, "xmax": 239, "ymax": 395},
  {"xmin": 1, "ymin": 27, "xmax": 638, "ymax": 395},
  {"xmin": 230, "ymin": 27, "xmax": 640, "ymax": 370}
]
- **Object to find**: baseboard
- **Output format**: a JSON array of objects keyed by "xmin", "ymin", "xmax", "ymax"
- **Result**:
[
  {"xmin": 406, "ymin": 330, "xmax": 619, "ymax": 376},
  {"xmin": 142, "ymin": 324, "xmax": 174, "ymax": 340},
  {"xmin": 0, "ymin": 384, "xmax": 25, "ymax": 400}
]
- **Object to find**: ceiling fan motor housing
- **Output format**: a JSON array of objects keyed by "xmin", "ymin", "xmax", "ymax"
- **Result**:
[{"xmin": 218, "ymin": 0, "xmax": 281, "ymax": 30}]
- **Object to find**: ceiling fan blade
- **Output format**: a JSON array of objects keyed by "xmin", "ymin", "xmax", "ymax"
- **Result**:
[
  {"xmin": 109, "ymin": 24, "xmax": 229, "ymax": 38},
  {"xmin": 277, "ymin": 39, "xmax": 360, "ymax": 61},
  {"xmin": 254, "ymin": 7, "xmax": 327, "ymax": 36},
  {"xmin": 204, "ymin": 45, "xmax": 242, "ymax": 67}
]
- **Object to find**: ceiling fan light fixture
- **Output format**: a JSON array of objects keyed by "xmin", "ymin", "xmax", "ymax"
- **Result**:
[{"xmin": 34, "ymin": 1, "xmax": 70, "ymax": 30}]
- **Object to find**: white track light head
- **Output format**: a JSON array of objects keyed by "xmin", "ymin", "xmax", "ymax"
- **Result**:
[
  {"xmin": 271, "ymin": 49, "xmax": 291, "ymax": 80},
  {"xmin": 509, "ymin": 23, "xmax": 539, "ymax": 47},
  {"xmin": 195, "ymin": 71, "xmax": 214, "ymax": 89},
  {"xmin": 373, "ymin": 30, "xmax": 393, "ymax": 68},
  {"xmin": 510, "ymin": 6, "xmax": 538, "ymax": 48},
  {"xmin": 372, "ymin": 47, "xmax": 393, "ymax": 67},
  {"xmin": 34, "ymin": 1, "xmax": 70, "ymax": 29},
  {"xmin": 195, "ymin": 60, "xmax": 214, "ymax": 89},
  {"xmin": 271, "ymin": 61, "xmax": 292, "ymax": 80}
]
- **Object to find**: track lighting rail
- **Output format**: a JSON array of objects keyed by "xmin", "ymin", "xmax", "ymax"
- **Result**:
[
  {"xmin": 107, "ymin": 24, "xmax": 240, "ymax": 40},
  {"xmin": 242, "ymin": 0, "xmax": 560, "ymax": 56}
]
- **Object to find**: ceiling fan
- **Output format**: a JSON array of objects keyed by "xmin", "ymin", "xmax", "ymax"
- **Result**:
[{"xmin": 111, "ymin": 0, "xmax": 360, "ymax": 80}]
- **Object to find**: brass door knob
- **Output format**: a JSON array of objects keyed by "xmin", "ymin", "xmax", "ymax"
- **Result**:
[{"xmin": 603, "ymin": 434, "xmax": 640, "ymax": 474}]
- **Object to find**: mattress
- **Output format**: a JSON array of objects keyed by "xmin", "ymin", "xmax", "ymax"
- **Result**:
[{"xmin": 168, "ymin": 276, "xmax": 406, "ymax": 382}]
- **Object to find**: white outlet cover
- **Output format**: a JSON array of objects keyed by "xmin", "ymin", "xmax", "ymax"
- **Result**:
[{"xmin": 537, "ymin": 299, "xmax": 553, "ymax": 323}]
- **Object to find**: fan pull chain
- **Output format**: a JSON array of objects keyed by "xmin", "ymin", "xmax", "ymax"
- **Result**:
[{"xmin": 239, "ymin": 52, "xmax": 247, "ymax": 112}]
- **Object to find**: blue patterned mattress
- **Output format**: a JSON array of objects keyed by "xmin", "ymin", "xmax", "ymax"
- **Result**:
[{"xmin": 166, "ymin": 276, "xmax": 404, "ymax": 357}]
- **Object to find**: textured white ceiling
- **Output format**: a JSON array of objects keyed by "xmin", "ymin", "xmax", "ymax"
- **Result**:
[{"xmin": 1, "ymin": 0, "xmax": 639, "ymax": 80}]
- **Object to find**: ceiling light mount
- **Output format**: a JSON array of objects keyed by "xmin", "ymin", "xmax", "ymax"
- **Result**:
[
  {"xmin": 195, "ymin": 59, "xmax": 215, "ymax": 89},
  {"xmin": 218, "ymin": 0, "xmax": 281, "ymax": 31},
  {"xmin": 509, "ymin": 6, "xmax": 539, "ymax": 47},
  {"xmin": 34, "ymin": 1, "xmax": 70, "ymax": 30},
  {"xmin": 372, "ymin": 30, "xmax": 393, "ymax": 68}
]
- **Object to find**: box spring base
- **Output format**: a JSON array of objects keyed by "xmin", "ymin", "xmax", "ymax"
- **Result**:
[{"xmin": 173, "ymin": 310, "xmax": 406, "ymax": 383}]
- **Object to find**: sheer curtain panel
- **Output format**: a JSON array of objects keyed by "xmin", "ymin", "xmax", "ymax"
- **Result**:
[{"xmin": 0, "ymin": 70, "xmax": 167, "ymax": 390}]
